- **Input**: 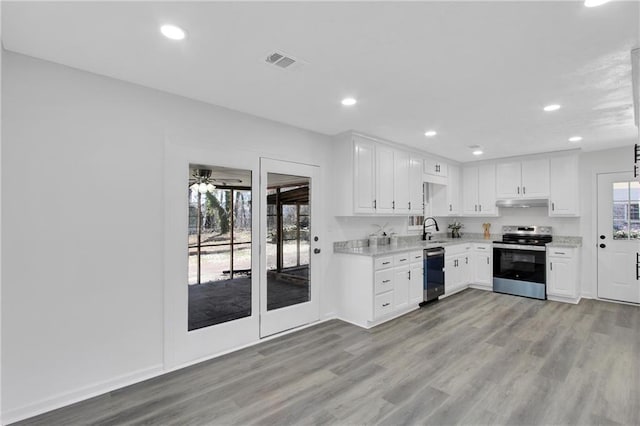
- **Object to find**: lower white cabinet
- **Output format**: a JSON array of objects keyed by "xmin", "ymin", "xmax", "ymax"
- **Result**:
[
  {"xmin": 547, "ymin": 246, "xmax": 580, "ymax": 303},
  {"xmin": 336, "ymin": 249, "xmax": 423, "ymax": 328},
  {"xmin": 472, "ymin": 243, "xmax": 493, "ymax": 288},
  {"xmin": 445, "ymin": 243, "xmax": 472, "ymax": 295}
]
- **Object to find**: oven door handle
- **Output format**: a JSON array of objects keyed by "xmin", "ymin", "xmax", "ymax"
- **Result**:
[{"xmin": 493, "ymin": 243, "xmax": 546, "ymax": 252}]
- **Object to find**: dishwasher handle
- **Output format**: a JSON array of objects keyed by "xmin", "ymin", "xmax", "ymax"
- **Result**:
[{"xmin": 424, "ymin": 247, "xmax": 445, "ymax": 257}]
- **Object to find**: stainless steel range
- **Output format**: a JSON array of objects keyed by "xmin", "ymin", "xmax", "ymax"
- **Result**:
[{"xmin": 493, "ymin": 226, "xmax": 552, "ymax": 300}]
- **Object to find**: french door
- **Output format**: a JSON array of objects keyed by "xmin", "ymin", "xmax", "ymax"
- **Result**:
[
  {"xmin": 259, "ymin": 158, "xmax": 321, "ymax": 337},
  {"xmin": 597, "ymin": 172, "xmax": 640, "ymax": 304}
]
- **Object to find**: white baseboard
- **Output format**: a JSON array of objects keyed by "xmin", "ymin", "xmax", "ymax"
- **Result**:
[{"xmin": 3, "ymin": 364, "xmax": 163, "ymax": 425}]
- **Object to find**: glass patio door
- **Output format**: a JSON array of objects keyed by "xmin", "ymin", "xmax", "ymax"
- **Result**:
[{"xmin": 259, "ymin": 158, "xmax": 321, "ymax": 337}]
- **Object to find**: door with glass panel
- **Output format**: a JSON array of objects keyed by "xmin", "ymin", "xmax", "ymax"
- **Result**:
[
  {"xmin": 164, "ymin": 153, "xmax": 259, "ymax": 368},
  {"xmin": 597, "ymin": 172, "xmax": 640, "ymax": 303},
  {"xmin": 260, "ymin": 158, "xmax": 320, "ymax": 337}
]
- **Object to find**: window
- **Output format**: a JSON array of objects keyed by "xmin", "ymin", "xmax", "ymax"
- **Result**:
[{"xmin": 612, "ymin": 181, "xmax": 640, "ymax": 240}]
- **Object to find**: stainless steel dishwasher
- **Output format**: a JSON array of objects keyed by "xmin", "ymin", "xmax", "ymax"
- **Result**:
[{"xmin": 423, "ymin": 247, "xmax": 445, "ymax": 302}]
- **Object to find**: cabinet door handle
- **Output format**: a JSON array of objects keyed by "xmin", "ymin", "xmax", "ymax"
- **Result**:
[
  {"xmin": 523, "ymin": 186, "xmax": 526, "ymax": 194},
  {"xmin": 373, "ymin": 199, "xmax": 377, "ymax": 209},
  {"xmin": 465, "ymin": 256, "xmax": 468, "ymax": 264},
  {"xmin": 479, "ymin": 204, "xmax": 482, "ymax": 212},
  {"xmin": 517, "ymin": 186, "xmax": 520, "ymax": 194},
  {"xmin": 400, "ymin": 258, "xmax": 407, "ymax": 262},
  {"xmin": 392, "ymin": 201, "xmax": 395, "ymax": 209},
  {"xmin": 382, "ymin": 261, "xmax": 391, "ymax": 265},
  {"xmin": 382, "ymin": 302, "xmax": 391, "ymax": 307},
  {"xmin": 552, "ymin": 202, "xmax": 555, "ymax": 211},
  {"xmin": 408, "ymin": 271, "xmax": 411, "ymax": 280},
  {"xmin": 408, "ymin": 201, "xmax": 411, "ymax": 210},
  {"xmin": 449, "ymin": 204, "xmax": 452, "ymax": 211},
  {"xmin": 382, "ymin": 279, "xmax": 391, "ymax": 283},
  {"xmin": 475, "ymin": 205, "xmax": 477, "ymax": 212},
  {"xmin": 550, "ymin": 262, "xmax": 553, "ymax": 271},
  {"xmin": 487, "ymin": 257, "xmax": 490, "ymax": 265},
  {"xmin": 636, "ymin": 253, "xmax": 639, "ymax": 280}
]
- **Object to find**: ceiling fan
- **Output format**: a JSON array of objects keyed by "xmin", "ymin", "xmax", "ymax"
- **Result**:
[{"xmin": 189, "ymin": 169, "xmax": 242, "ymax": 193}]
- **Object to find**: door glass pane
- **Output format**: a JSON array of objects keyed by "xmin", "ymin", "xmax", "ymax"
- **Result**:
[
  {"xmin": 612, "ymin": 181, "xmax": 640, "ymax": 240},
  {"xmin": 188, "ymin": 165, "xmax": 252, "ymax": 331},
  {"xmin": 266, "ymin": 173, "xmax": 311, "ymax": 311}
]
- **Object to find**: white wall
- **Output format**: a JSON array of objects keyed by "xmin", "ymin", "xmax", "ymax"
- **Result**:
[
  {"xmin": 1, "ymin": 51, "xmax": 335, "ymax": 422},
  {"xmin": 448, "ymin": 210, "xmax": 580, "ymax": 237}
]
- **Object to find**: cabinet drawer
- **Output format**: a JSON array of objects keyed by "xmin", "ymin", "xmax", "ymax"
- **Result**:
[
  {"xmin": 374, "ymin": 291, "xmax": 394, "ymax": 318},
  {"xmin": 548, "ymin": 247, "xmax": 574, "ymax": 258},
  {"xmin": 375, "ymin": 256, "xmax": 394, "ymax": 270},
  {"xmin": 445, "ymin": 244, "xmax": 471, "ymax": 256},
  {"xmin": 474, "ymin": 243, "xmax": 491, "ymax": 252},
  {"xmin": 394, "ymin": 253, "xmax": 411, "ymax": 266},
  {"xmin": 374, "ymin": 269, "xmax": 394, "ymax": 294},
  {"xmin": 410, "ymin": 250, "xmax": 423, "ymax": 263}
]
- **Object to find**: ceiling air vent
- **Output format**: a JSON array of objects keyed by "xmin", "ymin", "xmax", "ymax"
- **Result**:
[{"xmin": 264, "ymin": 50, "xmax": 304, "ymax": 70}]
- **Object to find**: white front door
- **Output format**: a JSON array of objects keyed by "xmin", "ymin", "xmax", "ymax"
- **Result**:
[
  {"xmin": 259, "ymin": 158, "xmax": 321, "ymax": 337},
  {"xmin": 597, "ymin": 172, "xmax": 640, "ymax": 304}
]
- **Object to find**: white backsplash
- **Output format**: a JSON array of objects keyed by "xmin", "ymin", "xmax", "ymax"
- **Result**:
[{"xmin": 447, "ymin": 207, "xmax": 580, "ymax": 236}]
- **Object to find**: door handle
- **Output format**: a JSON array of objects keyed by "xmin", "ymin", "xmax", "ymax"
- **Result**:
[
  {"xmin": 314, "ymin": 248, "xmax": 321, "ymax": 254},
  {"xmin": 599, "ymin": 244, "xmax": 606, "ymax": 249},
  {"xmin": 636, "ymin": 253, "xmax": 639, "ymax": 280}
]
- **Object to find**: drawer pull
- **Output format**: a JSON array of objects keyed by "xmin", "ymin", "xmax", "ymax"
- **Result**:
[
  {"xmin": 382, "ymin": 280, "xmax": 391, "ymax": 283},
  {"xmin": 554, "ymin": 252, "xmax": 566, "ymax": 255},
  {"xmin": 382, "ymin": 302, "xmax": 391, "ymax": 307},
  {"xmin": 400, "ymin": 258, "xmax": 407, "ymax": 262},
  {"xmin": 382, "ymin": 261, "xmax": 391, "ymax": 265}
]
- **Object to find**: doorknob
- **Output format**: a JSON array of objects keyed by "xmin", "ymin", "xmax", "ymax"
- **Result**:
[
  {"xmin": 599, "ymin": 243, "xmax": 606, "ymax": 248},
  {"xmin": 314, "ymin": 248, "xmax": 321, "ymax": 254}
]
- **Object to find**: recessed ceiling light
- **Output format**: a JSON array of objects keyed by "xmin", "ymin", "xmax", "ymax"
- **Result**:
[
  {"xmin": 160, "ymin": 24, "xmax": 186, "ymax": 40},
  {"xmin": 341, "ymin": 97, "xmax": 357, "ymax": 106},
  {"xmin": 584, "ymin": 0, "xmax": 611, "ymax": 7},
  {"xmin": 568, "ymin": 136, "xmax": 583, "ymax": 142},
  {"xmin": 543, "ymin": 104, "xmax": 561, "ymax": 112},
  {"xmin": 473, "ymin": 150, "xmax": 483, "ymax": 156},
  {"xmin": 424, "ymin": 130, "xmax": 437, "ymax": 137}
]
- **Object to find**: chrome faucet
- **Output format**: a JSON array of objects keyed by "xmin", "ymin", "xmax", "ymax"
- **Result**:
[{"xmin": 422, "ymin": 217, "xmax": 440, "ymax": 241}]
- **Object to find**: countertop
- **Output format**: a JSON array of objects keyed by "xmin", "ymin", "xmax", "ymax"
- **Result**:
[
  {"xmin": 333, "ymin": 236, "xmax": 493, "ymax": 257},
  {"xmin": 333, "ymin": 235, "xmax": 583, "ymax": 257}
]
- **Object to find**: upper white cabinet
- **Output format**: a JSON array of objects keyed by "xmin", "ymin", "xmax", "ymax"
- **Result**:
[
  {"xmin": 409, "ymin": 155, "xmax": 425, "ymax": 215},
  {"xmin": 376, "ymin": 144, "xmax": 395, "ymax": 214},
  {"xmin": 424, "ymin": 157, "xmax": 448, "ymax": 178},
  {"xmin": 393, "ymin": 150, "xmax": 411, "ymax": 214},
  {"xmin": 333, "ymin": 132, "xmax": 429, "ymax": 216},
  {"xmin": 462, "ymin": 164, "xmax": 497, "ymax": 216},
  {"xmin": 431, "ymin": 164, "xmax": 461, "ymax": 216},
  {"xmin": 496, "ymin": 159, "xmax": 549, "ymax": 199},
  {"xmin": 549, "ymin": 155, "xmax": 580, "ymax": 217},
  {"xmin": 353, "ymin": 136, "xmax": 376, "ymax": 213}
]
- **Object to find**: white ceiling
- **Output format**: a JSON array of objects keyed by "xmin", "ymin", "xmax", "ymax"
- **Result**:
[{"xmin": 3, "ymin": 1, "xmax": 639, "ymax": 162}]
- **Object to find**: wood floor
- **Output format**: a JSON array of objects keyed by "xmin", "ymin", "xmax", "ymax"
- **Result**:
[{"xmin": 16, "ymin": 289, "xmax": 640, "ymax": 425}]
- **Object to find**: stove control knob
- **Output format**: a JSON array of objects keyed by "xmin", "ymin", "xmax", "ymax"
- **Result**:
[{"xmin": 599, "ymin": 243, "xmax": 606, "ymax": 249}]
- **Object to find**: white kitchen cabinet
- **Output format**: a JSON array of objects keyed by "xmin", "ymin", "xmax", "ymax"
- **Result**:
[
  {"xmin": 432, "ymin": 165, "xmax": 461, "ymax": 216},
  {"xmin": 547, "ymin": 246, "xmax": 580, "ymax": 303},
  {"xmin": 376, "ymin": 144, "xmax": 395, "ymax": 214},
  {"xmin": 496, "ymin": 159, "xmax": 549, "ymax": 199},
  {"xmin": 353, "ymin": 136, "xmax": 377, "ymax": 213},
  {"xmin": 549, "ymin": 155, "xmax": 580, "ymax": 217},
  {"xmin": 409, "ymin": 155, "xmax": 425, "ymax": 215},
  {"xmin": 472, "ymin": 243, "xmax": 493, "ymax": 289},
  {"xmin": 335, "ymin": 249, "xmax": 423, "ymax": 329},
  {"xmin": 462, "ymin": 164, "xmax": 497, "ymax": 216},
  {"xmin": 424, "ymin": 157, "xmax": 448, "ymax": 178},
  {"xmin": 393, "ymin": 150, "xmax": 411, "ymax": 214},
  {"xmin": 445, "ymin": 243, "xmax": 472, "ymax": 295}
]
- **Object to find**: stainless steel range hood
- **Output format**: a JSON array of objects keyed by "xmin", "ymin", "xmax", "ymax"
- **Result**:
[{"xmin": 496, "ymin": 199, "xmax": 548, "ymax": 208}]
